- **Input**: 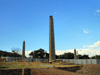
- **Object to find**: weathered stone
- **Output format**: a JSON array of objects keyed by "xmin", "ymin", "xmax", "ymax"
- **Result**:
[
  {"xmin": 74, "ymin": 49, "xmax": 77, "ymax": 59},
  {"xmin": 22, "ymin": 41, "xmax": 25, "ymax": 58},
  {"xmin": 49, "ymin": 15, "xmax": 55, "ymax": 62}
]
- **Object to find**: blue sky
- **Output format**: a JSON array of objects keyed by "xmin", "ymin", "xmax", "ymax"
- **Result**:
[{"xmin": 0, "ymin": 0, "xmax": 100, "ymax": 57}]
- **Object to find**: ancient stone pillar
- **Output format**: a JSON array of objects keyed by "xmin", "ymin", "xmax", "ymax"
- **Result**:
[
  {"xmin": 74, "ymin": 49, "xmax": 77, "ymax": 59},
  {"xmin": 77, "ymin": 51, "xmax": 79, "ymax": 59},
  {"xmin": 49, "ymin": 15, "xmax": 55, "ymax": 62},
  {"xmin": 22, "ymin": 41, "xmax": 25, "ymax": 58}
]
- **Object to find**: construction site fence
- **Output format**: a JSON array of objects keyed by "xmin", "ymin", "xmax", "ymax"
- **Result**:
[
  {"xmin": 0, "ymin": 57, "xmax": 49, "ymax": 62},
  {"xmin": 56, "ymin": 59, "xmax": 100, "ymax": 64}
]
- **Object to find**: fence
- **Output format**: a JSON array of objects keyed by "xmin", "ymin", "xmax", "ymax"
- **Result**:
[
  {"xmin": 56, "ymin": 59, "xmax": 100, "ymax": 64},
  {"xmin": 0, "ymin": 58, "xmax": 7, "ymax": 66},
  {"xmin": 1, "ymin": 57, "xmax": 49, "ymax": 63},
  {"xmin": 0, "ymin": 57, "xmax": 49, "ymax": 75},
  {"xmin": 1, "ymin": 57, "xmax": 100, "ymax": 64}
]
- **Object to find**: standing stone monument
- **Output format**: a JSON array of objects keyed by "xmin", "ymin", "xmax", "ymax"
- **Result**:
[
  {"xmin": 74, "ymin": 49, "xmax": 77, "ymax": 59},
  {"xmin": 77, "ymin": 51, "xmax": 79, "ymax": 59},
  {"xmin": 49, "ymin": 15, "xmax": 55, "ymax": 62},
  {"xmin": 22, "ymin": 41, "xmax": 25, "ymax": 58}
]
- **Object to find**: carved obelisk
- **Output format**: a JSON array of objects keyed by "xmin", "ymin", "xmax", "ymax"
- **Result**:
[
  {"xmin": 22, "ymin": 41, "xmax": 25, "ymax": 58},
  {"xmin": 49, "ymin": 15, "xmax": 55, "ymax": 62}
]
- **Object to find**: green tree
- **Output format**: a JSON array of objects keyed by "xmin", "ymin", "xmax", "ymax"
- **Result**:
[
  {"xmin": 78, "ymin": 54, "xmax": 83, "ymax": 59},
  {"xmin": 29, "ymin": 48, "xmax": 47, "ymax": 59},
  {"xmin": 82, "ymin": 55, "xmax": 90, "ymax": 59},
  {"xmin": 29, "ymin": 48, "xmax": 58, "ymax": 59},
  {"xmin": 91, "ymin": 55, "xmax": 100, "ymax": 59},
  {"xmin": 11, "ymin": 47, "xmax": 21, "ymax": 54},
  {"xmin": 29, "ymin": 51, "xmax": 34, "ymax": 58},
  {"xmin": 58, "ymin": 52, "xmax": 74, "ymax": 59},
  {"xmin": 78, "ymin": 54, "xmax": 90, "ymax": 59}
]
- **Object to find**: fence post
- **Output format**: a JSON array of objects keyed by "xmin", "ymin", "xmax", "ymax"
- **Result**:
[
  {"xmin": 22, "ymin": 68, "xmax": 24, "ymax": 75},
  {"xmin": 81, "ymin": 60, "xmax": 82, "ymax": 64},
  {"xmin": 96, "ymin": 59, "xmax": 97, "ymax": 64},
  {"xmin": 32, "ymin": 58, "xmax": 33, "ymax": 62},
  {"xmin": 4, "ymin": 60, "xmax": 6, "ymax": 66}
]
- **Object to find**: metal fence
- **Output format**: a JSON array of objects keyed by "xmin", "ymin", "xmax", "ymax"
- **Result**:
[
  {"xmin": 56, "ymin": 59, "xmax": 100, "ymax": 64},
  {"xmin": 2, "ymin": 57, "xmax": 100, "ymax": 64},
  {"xmin": 1, "ymin": 57, "xmax": 49, "ymax": 62}
]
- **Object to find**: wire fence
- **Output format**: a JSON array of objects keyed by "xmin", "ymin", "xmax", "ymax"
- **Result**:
[{"xmin": 0, "ymin": 57, "xmax": 49, "ymax": 75}]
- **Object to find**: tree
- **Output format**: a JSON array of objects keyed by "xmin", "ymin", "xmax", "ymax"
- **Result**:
[
  {"xmin": 29, "ymin": 48, "xmax": 58, "ymax": 59},
  {"xmin": 29, "ymin": 48, "xmax": 47, "ymax": 59},
  {"xmin": 0, "ymin": 52, "xmax": 3, "ymax": 57},
  {"xmin": 78, "ymin": 54, "xmax": 90, "ymax": 59},
  {"xmin": 11, "ymin": 47, "xmax": 21, "ymax": 54},
  {"xmin": 29, "ymin": 51, "xmax": 34, "ymax": 58},
  {"xmin": 91, "ymin": 55, "xmax": 100, "ymax": 59},
  {"xmin": 57, "ymin": 52, "xmax": 90, "ymax": 59},
  {"xmin": 58, "ymin": 52, "xmax": 74, "ymax": 59},
  {"xmin": 82, "ymin": 55, "xmax": 90, "ymax": 59},
  {"xmin": 78, "ymin": 54, "xmax": 83, "ymax": 59},
  {"xmin": 0, "ymin": 50, "xmax": 22, "ymax": 57}
]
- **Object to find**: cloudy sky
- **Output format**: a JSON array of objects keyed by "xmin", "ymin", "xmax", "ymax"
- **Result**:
[{"xmin": 0, "ymin": 0, "xmax": 100, "ymax": 57}]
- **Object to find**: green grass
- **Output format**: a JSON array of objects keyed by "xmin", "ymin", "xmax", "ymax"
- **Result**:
[
  {"xmin": 0, "ymin": 62, "xmax": 53, "ymax": 69},
  {"xmin": 47, "ymin": 67, "xmax": 50, "ymax": 69},
  {"xmin": 0, "ymin": 62, "xmax": 85, "ymax": 69}
]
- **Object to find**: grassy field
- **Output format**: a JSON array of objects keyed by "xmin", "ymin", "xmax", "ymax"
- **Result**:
[{"xmin": 0, "ymin": 61, "xmax": 85, "ymax": 69}]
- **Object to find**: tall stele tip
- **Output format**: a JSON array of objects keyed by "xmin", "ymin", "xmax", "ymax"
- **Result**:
[{"xmin": 49, "ymin": 15, "xmax": 53, "ymax": 18}]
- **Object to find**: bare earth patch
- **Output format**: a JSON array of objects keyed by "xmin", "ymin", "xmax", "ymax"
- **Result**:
[{"xmin": 31, "ymin": 68, "xmax": 84, "ymax": 75}]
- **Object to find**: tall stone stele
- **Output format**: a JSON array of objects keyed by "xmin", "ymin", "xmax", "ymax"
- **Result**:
[
  {"xmin": 74, "ymin": 49, "xmax": 77, "ymax": 59},
  {"xmin": 22, "ymin": 41, "xmax": 25, "ymax": 58},
  {"xmin": 49, "ymin": 15, "xmax": 55, "ymax": 62},
  {"xmin": 77, "ymin": 51, "xmax": 79, "ymax": 59}
]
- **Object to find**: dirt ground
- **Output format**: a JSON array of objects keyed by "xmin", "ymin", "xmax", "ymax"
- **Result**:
[
  {"xmin": 30, "ymin": 68, "xmax": 84, "ymax": 75},
  {"xmin": 0, "ymin": 61, "xmax": 85, "ymax": 75}
]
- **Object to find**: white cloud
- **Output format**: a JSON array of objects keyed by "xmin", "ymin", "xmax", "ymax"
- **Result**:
[
  {"xmin": 10, "ymin": 41, "xmax": 100, "ymax": 58},
  {"xmin": 94, "ymin": 13, "xmax": 100, "ymax": 16},
  {"xmin": 56, "ymin": 41, "xmax": 100, "ymax": 57},
  {"xmin": 94, "ymin": 9, "xmax": 100, "ymax": 17},
  {"xmin": 96, "ymin": 9, "xmax": 100, "ymax": 12},
  {"xmin": 11, "ymin": 48, "xmax": 100, "ymax": 58},
  {"xmin": 55, "ymin": 49, "xmax": 74, "ymax": 55},
  {"xmin": 54, "ymin": 12, "xmax": 57, "ymax": 14},
  {"xmin": 21, "ymin": 47, "xmax": 100, "ymax": 57},
  {"xmin": 83, "ymin": 29, "xmax": 89, "ymax": 33},
  {"xmin": 86, "ymin": 41, "xmax": 100, "ymax": 48},
  {"xmin": 55, "ymin": 48, "xmax": 100, "ymax": 57}
]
